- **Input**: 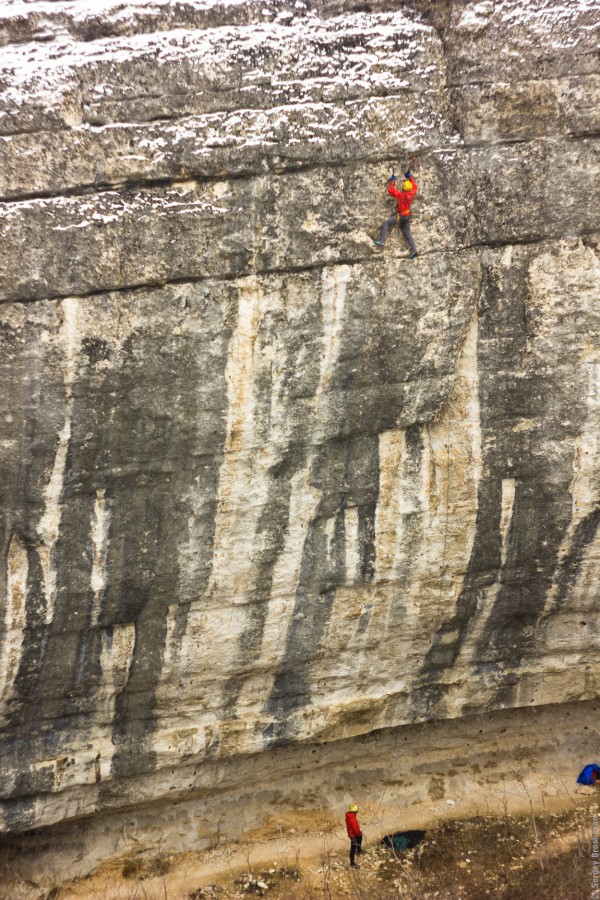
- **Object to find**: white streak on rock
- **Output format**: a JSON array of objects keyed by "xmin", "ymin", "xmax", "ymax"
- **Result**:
[
  {"xmin": 430, "ymin": 309, "xmax": 482, "ymax": 595},
  {"xmin": 97, "ymin": 624, "xmax": 136, "ymax": 780},
  {"xmin": 428, "ymin": 310, "xmax": 484, "ymax": 674},
  {"xmin": 248, "ymin": 267, "xmax": 352, "ymax": 684},
  {"xmin": 344, "ymin": 507, "xmax": 360, "ymax": 582},
  {"xmin": 397, "ymin": 426, "xmax": 433, "ymax": 629},
  {"xmin": 181, "ymin": 276, "xmax": 272, "ymax": 718},
  {"xmin": 323, "ymin": 513, "xmax": 336, "ymax": 561},
  {"xmin": 0, "ymin": 533, "xmax": 28, "ymax": 719},
  {"xmin": 37, "ymin": 297, "xmax": 81, "ymax": 625},
  {"xmin": 318, "ymin": 266, "xmax": 348, "ymax": 393},
  {"xmin": 565, "ymin": 360, "xmax": 600, "ymax": 527},
  {"xmin": 499, "ymin": 478, "xmax": 516, "ymax": 569},
  {"xmin": 264, "ymin": 467, "xmax": 322, "ymax": 651},
  {"xmin": 374, "ymin": 429, "xmax": 406, "ymax": 581},
  {"xmin": 160, "ymin": 603, "xmax": 180, "ymax": 674},
  {"xmin": 313, "ymin": 265, "xmax": 349, "ymax": 441},
  {"xmin": 90, "ymin": 489, "xmax": 110, "ymax": 628},
  {"xmin": 207, "ymin": 276, "xmax": 264, "ymax": 609}
]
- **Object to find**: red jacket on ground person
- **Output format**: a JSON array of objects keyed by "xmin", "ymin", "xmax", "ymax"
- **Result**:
[
  {"xmin": 345, "ymin": 811, "xmax": 362, "ymax": 840},
  {"xmin": 388, "ymin": 175, "xmax": 417, "ymax": 216}
]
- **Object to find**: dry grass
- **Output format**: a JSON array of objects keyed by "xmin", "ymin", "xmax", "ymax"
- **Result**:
[
  {"xmin": 360, "ymin": 807, "xmax": 594, "ymax": 899},
  {"xmin": 1, "ymin": 807, "xmax": 596, "ymax": 898},
  {"xmin": 188, "ymin": 807, "xmax": 595, "ymax": 899}
]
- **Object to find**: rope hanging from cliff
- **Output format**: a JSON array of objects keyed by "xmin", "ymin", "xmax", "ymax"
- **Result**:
[
  {"xmin": 342, "ymin": 163, "xmax": 452, "ymax": 841},
  {"xmin": 361, "ymin": 727, "xmax": 401, "ymax": 830},
  {"xmin": 437, "ymin": 383, "xmax": 452, "ymax": 610},
  {"xmin": 362, "ymin": 279, "xmax": 453, "ymax": 835}
]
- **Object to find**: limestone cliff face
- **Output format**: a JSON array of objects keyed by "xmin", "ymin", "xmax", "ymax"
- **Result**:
[{"xmin": 0, "ymin": 0, "xmax": 599, "ymax": 851}]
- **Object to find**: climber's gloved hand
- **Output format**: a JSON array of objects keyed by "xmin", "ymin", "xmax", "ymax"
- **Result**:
[
  {"xmin": 387, "ymin": 175, "xmax": 397, "ymax": 184},
  {"xmin": 404, "ymin": 170, "xmax": 411, "ymax": 179}
]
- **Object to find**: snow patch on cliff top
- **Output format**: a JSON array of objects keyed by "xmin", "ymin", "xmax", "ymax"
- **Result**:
[{"xmin": 0, "ymin": 5, "xmax": 435, "ymax": 137}]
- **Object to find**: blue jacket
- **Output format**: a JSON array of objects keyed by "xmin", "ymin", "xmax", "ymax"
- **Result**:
[{"xmin": 577, "ymin": 763, "xmax": 600, "ymax": 785}]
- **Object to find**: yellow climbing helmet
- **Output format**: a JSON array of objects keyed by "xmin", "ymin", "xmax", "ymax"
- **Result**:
[
  {"xmin": 349, "ymin": 804, "xmax": 359, "ymax": 812},
  {"xmin": 403, "ymin": 179, "xmax": 413, "ymax": 191}
]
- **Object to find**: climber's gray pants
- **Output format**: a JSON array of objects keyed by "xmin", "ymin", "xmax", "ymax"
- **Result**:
[{"xmin": 379, "ymin": 214, "xmax": 417, "ymax": 253}]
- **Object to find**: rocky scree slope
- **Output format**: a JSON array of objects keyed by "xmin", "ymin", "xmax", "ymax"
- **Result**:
[{"xmin": 0, "ymin": 0, "xmax": 599, "ymax": 860}]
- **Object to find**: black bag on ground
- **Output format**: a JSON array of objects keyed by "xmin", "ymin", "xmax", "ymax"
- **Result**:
[{"xmin": 382, "ymin": 830, "xmax": 425, "ymax": 852}]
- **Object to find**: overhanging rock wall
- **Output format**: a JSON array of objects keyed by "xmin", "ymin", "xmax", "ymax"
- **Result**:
[{"xmin": 0, "ymin": 0, "xmax": 599, "ymax": 859}]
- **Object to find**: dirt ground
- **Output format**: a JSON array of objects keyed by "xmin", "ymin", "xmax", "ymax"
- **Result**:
[{"xmin": 3, "ymin": 795, "xmax": 599, "ymax": 899}]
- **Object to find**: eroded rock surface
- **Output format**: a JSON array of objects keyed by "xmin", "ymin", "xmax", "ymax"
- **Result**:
[{"xmin": 0, "ymin": 0, "xmax": 599, "ymax": 873}]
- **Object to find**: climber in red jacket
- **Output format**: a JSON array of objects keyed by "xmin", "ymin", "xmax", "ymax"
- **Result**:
[
  {"xmin": 373, "ymin": 171, "xmax": 419, "ymax": 258},
  {"xmin": 345, "ymin": 804, "xmax": 363, "ymax": 867}
]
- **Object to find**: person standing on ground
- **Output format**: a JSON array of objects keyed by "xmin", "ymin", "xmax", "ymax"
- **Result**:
[
  {"xmin": 373, "ymin": 170, "xmax": 419, "ymax": 258},
  {"xmin": 345, "ymin": 804, "xmax": 363, "ymax": 867}
]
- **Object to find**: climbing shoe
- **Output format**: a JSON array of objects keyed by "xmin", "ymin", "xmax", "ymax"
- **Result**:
[
  {"xmin": 408, "ymin": 251, "xmax": 419, "ymax": 259},
  {"xmin": 373, "ymin": 239, "xmax": 384, "ymax": 250}
]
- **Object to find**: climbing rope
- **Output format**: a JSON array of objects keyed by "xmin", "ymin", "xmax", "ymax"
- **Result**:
[
  {"xmin": 338, "ymin": 161, "xmax": 454, "ymax": 855},
  {"xmin": 362, "ymin": 725, "xmax": 401, "ymax": 829},
  {"xmin": 355, "ymin": 275, "xmax": 455, "ymax": 835},
  {"xmin": 437, "ymin": 358, "xmax": 453, "ymax": 609}
]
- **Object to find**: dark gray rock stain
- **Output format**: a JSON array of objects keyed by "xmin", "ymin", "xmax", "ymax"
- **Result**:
[
  {"xmin": 221, "ymin": 449, "xmax": 304, "ymax": 715},
  {"xmin": 106, "ymin": 290, "xmax": 232, "ymax": 780},
  {"xmin": 415, "ymin": 248, "xmax": 590, "ymax": 715},
  {"xmin": 387, "ymin": 425, "xmax": 426, "ymax": 632},
  {"xmin": 546, "ymin": 505, "xmax": 600, "ymax": 618},
  {"xmin": 266, "ymin": 433, "xmax": 380, "ymax": 745}
]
